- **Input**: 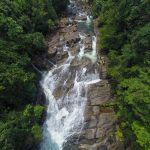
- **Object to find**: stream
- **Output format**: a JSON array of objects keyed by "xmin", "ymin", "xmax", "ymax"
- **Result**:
[{"xmin": 40, "ymin": 1, "xmax": 101, "ymax": 150}]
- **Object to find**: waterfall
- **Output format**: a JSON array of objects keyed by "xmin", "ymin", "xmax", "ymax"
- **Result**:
[
  {"xmin": 40, "ymin": 55, "xmax": 100, "ymax": 150},
  {"xmin": 40, "ymin": 40, "xmax": 100, "ymax": 150},
  {"xmin": 86, "ymin": 16, "xmax": 91, "ymax": 25},
  {"xmin": 40, "ymin": 1, "xmax": 100, "ymax": 150},
  {"xmin": 85, "ymin": 36, "xmax": 97, "ymax": 63}
]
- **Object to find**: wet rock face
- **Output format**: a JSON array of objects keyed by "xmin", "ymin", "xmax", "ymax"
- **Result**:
[
  {"xmin": 87, "ymin": 80, "xmax": 111, "ymax": 105},
  {"xmin": 75, "ymin": 76, "xmax": 121, "ymax": 150}
]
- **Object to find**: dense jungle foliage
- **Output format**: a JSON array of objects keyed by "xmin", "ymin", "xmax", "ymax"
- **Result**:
[
  {"xmin": 91, "ymin": 0, "xmax": 150, "ymax": 149},
  {"xmin": 0, "ymin": 0, "xmax": 68, "ymax": 149}
]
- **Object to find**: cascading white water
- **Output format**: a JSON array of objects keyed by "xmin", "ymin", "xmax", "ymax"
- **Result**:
[
  {"xmin": 78, "ymin": 34, "xmax": 97, "ymax": 63},
  {"xmin": 40, "ymin": 52, "xmax": 100, "ymax": 150},
  {"xmin": 40, "ymin": 1, "xmax": 100, "ymax": 150},
  {"xmin": 85, "ymin": 36, "xmax": 97, "ymax": 63},
  {"xmin": 78, "ymin": 33, "xmax": 86, "ymax": 57},
  {"xmin": 86, "ymin": 16, "xmax": 91, "ymax": 25}
]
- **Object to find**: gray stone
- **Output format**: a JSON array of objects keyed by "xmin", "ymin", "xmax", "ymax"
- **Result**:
[
  {"xmin": 98, "ymin": 145, "xmax": 107, "ymax": 150},
  {"xmin": 84, "ymin": 106, "xmax": 93, "ymax": 121},
  {"xmin": 90, "ymin": 95, "xmax": 110, "ymax": 105},
  {"xmin": 93, "ymin": 106, "xmax": 100, "ymax": 115},
  {"xmin": 95, "ymin": 128, "xmax": 104, "ymax": 139},
  {"xmin": 95, "ymin": 113, "xmax": 116, "ymax": 139},
  {"xmin": 97, "ymin": 113, "xmax": 115, "ymax": 127},
  {"xmin": 87, "ymin": 116, "xmax": 98, "ymax": 128},
  {"xmin": 87, "ymin": 83, "xmax": 111, "ymax": 105},
  {"xmin": 79, "ymin": 144, "xmax": 91, "ymax": 150},
  {"xmin": 85, "ymin": 128, "xmax": 96, "ymax": 139}
]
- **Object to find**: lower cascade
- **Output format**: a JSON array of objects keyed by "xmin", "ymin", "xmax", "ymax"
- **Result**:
[{"xmin": 40, "ymin": 1, "xmax": 100, "ymax": 150}]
